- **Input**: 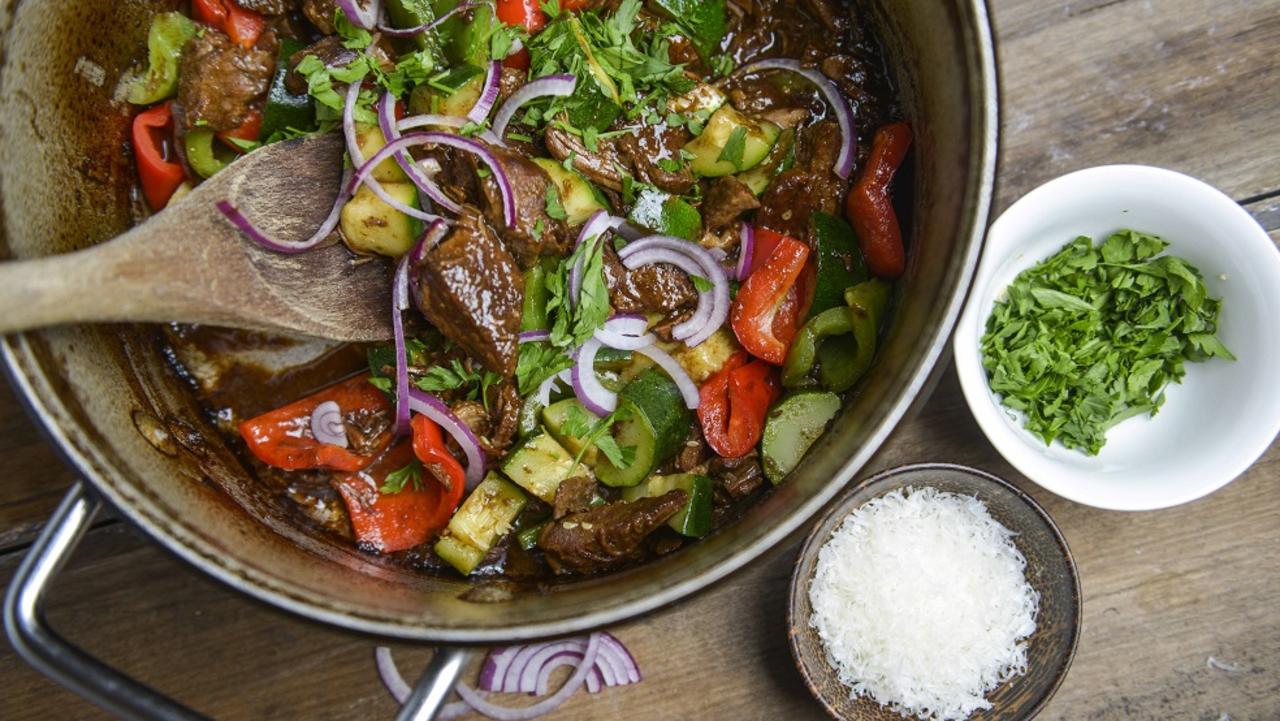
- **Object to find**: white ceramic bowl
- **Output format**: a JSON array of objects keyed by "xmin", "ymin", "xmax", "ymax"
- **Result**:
[{"xmin": 953, "ymin": 165, "xmax": 1280, "ymax": 510}]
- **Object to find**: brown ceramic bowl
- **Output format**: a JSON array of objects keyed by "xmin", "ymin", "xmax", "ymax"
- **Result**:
[{"xmin": 788, "ymin": 463, "xmax": 1081, "ymax": 721}]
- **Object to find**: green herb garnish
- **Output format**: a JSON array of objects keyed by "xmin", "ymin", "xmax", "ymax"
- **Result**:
[
  {"xmin": 380, "ymin": 459, "xmax": 423, "ymax": 494},
  {"xmin": 980, "ymin": 229, "xmax": 1234, "ymax": 455}
]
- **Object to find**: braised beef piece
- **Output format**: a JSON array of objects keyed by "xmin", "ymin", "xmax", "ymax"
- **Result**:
[
  {"xmin": 302, "ymin": 0, "xmax": 339, "ymax": 33},
  {"xmin": 545, "ymin": 122, "xmax": 694, "ymax": 196},
  {"xmin": 545, "ymin": 127, "xmax": 627, "ymax": 192},
  {"xmin": 674, "ymin": 424, "xmax": 709, "ymax": 473},
  {"xmin": 552, "ymin": 475, "xmax": 598, "ymax": 520},
  {"xmin": 703, "ymin": 176, "xmax": 761, "ymax": 231},
  {"xmin": 497, "ymin": 66, "xmax": 527, "ymax": 104},
  {"xmin": 487, "ymin": 382, "xmax": 522, "ymax": 454},
  {"xmin": 538, "ymin": 491, "xmax": 687, "ymax": 574},
  {"xmin": 710, "ymin": 451, "xmax": 766, "ymax": 504},
  {"xmin": 285, "ymin": 36, "xmax": 395, "ymax": 95},
  {"xmin": 178, "ymin": 30, "xmax": 277, "ymax": 132},
  {"xmin": 602, "ymin": 244, "xmax": 698, "ymax": 315},
  {"xmin": 474, "ymin": 145, "xmax": 571, "ymax": 266},
  {"xmin": 235, "ymin": 0, "xmax": 291, "ymax": 15},
  {"xmin": 755, "ymin": 121, "xmax": 847, "ymax": 240},
  {"xmin": 614, "ymin": 123, "xmax": 696, "ymax": 195},
  {"xmin": 344, "ymin": 404, "xmax": 393, "ymax": 455},
  {"xmin": 414, "ymin": 209, "xmax": 524, "ymax": 376}
]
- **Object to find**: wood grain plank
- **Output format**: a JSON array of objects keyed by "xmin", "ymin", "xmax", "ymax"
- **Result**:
[
  {"xmin": 992, "ymin": 0, "xmax": 1280, "ymax": 210},
  {"xmin": 0, "ymin": 378, "xmax": 81, "ymax": 552}
]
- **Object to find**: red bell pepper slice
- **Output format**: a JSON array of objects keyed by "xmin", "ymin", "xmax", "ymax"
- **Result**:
[
  {"xmin": 846, "ymin": 121, "xmax": 912, "ymax": 279},
  {"xmin": 748, "ymin": 227, "xmax": 815, "ymax": 339},
  {"xmin": 496, "ymin": 0, "xmax": 543, "ymax": 69},
  {"xmin": 410, "ymin": 414, "xmax": 467, "ymax": 532},
  {"xmin": 193, "ymin": 0, "xmax": 266, "ymax": 49},
  {"xmin": 131, "ymin": 102, "xmax": 186, "ymax": 211},
  {"xmin": 333, "ymin": 441, "xmax": 444, "ymax": 553},
  {"xmin": 731, "ymin": 234, "xmax": 810, "ymax": 364},
  {"xmin": 698, "ymin": 352, "xmax": 781, "ymax": 458},
  {"xmin": 238, "ymin": 375, "xmax": 392, "ymax": 472},
  {"xmin": 217, "ymin": 108, "xmax": 262, "ymax": 152}
]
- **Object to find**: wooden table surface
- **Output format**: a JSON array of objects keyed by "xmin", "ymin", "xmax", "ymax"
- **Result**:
[{"xmin": 3, "ymin": 0, "xmax": 1279, "ymax": 719}]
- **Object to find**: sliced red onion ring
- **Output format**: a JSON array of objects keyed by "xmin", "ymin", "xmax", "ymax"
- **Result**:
[
  {"xmin": 216, "ymin": 165, "xmax": 352, "ymax": 254},
  {"xmin": 594, "ymin": 314, "xmax": 654, "ymax": 351},
  {"xmin": 735, "ymin": 58, "xmax": 856, "ymax": 178},
  {"xmin": 377, "ymin": 0, "xmax": 474, "ymax": 36},
  {"xmin": 391, "ymin": 256, "xmax": 412, "ymax": 436},
  {"xmin": 467, "ymin": 60, "xmax": 502, "ymax": 124},
  {"xmin": 619, "ymin": 235, "xmax": 730, "ymax": 347},
  {"xmin": 406, "ymin": 389, "xmax": 486, "ymax": 488},
  {"xmin": 398, "ymin": 114, "xmax": 501, "ymax": 145},
  {"xmin": 476, "ymin": 633, "xmax": 639, "ymax": 698},
  {"xmin": 337, "ymin": 0, "xmax": 383, "ymax": 29},
  {"xmin": 534, "ymin": 368, "xmax": 571, "ymax": 407},
  {"xmin": 736, "ymin": 222, "xmax": 755, "ymax": 281},
  {"xmin": 409, "ymin": 218, "xmax": 449, "ymax": 265},
  {"xmin": 374, "ymin": 647, "xmax": 473, "ymax": 720},
  {"xmin": 453, "ymin": 633, "xmax": 601, "ymax": 721},
  {"xmin": 519, "ymin": 330, "xmax": 550, "ymax": 343},
  {"xmin": 310, "ymin": 400, "xmax": 348, "ymax": 447},
  {"xmin": 572, "ymin": 338, "xmax": 615, "ymax": 416},
  {"xmin": 350, "ymin": 131, "xmax": 515, "ymax": 228},
  {"xmin": 636, "ymin": 344, "xmax": 700, "ymax": 409},
  {"xmin": 378, "ymin": 92, "xmax": 464, "ymax": 216},
  {"xmin": 491, "ymin": 74, "xmax": 576, "ymax": 141},
  {"xmin": 345, "ymin": 83, "xmax": 441, "ymax": 223}
]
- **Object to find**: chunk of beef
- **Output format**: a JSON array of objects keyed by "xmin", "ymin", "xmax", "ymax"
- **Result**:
[
  {"xmin": 674, "ymin": 423, "xmax": 709, "ymax": 473},
  {"xmin": 414, "ymin": 209, "xmax": 524, "ymax": 376},
  {"xmin": 487, "ymin": 382, "xmax": 522, "ymax": 454},
  {"xmin": 497, "ymin": 66, "xmax": 527, "ymax": 104},
  {"xmin": 614, "ymin": 123, "xmax": 696, "ymax": 195},
  {"xmin": 545, "ymin": 126, "xmax": 627, "ymax": 191},
  {"xmin": 235, "ymin": 0, "xmax": 291, "ymax": 15},
  {"xmin": 545, "ymin": 122, "xmax": 695, "ymax": 196},
  {"xmin": 703, "ymin": 176, "xmax": 761, "ymax": 231},
  {"xmin": 709, "ymin": 451, "xmax": 766, "ymax": 503},
  {"xmin": 538, "ymin": 491, "xmax": 687, "ymax": 574},
  {"xmin": 285, "ymin": 35, "xmax": 395, "ymax": 95},
  {"xmin": 178, "ymin": 30, "xmax": 277, "ymax": 132},
  {"xmin": 755, "ymin": 121, "xmax": 847, "ymax": 240},
  {"xmin": 552, "ymin": 475, "xmax": 598, "ymax": 520},
  {"xmin": 474, "ymin": 145, "xmax": 571, "ymax": 266},
  {"xmin": 602, "ymin": 245, "xmax": 698, "ymax": 315},
  {"xmin": 302, "ymin": 0, "xmax": 339, "ymax": 33}
]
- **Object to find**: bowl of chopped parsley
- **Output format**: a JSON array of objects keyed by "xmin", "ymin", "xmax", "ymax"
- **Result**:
[{"xmin": 953, "ymin": 165, "xmax": 1280, "ymax": 510}]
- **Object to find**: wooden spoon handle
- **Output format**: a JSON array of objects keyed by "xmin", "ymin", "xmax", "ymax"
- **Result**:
[{"xmin": 0, "ymin": 235, "xmax": 248, "ymax": 334}]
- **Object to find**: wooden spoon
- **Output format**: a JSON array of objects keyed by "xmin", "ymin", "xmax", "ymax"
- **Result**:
[{"xmin": 0, "ymin": 132, "xmax": 397, "ymax": 342}]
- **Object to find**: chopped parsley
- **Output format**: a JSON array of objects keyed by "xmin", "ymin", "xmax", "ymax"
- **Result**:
[
  {"xmin": 690, "ymin": 274, "xmax": 713, "ymax": 293},
  {"xmin": 544, "ymin": 183, "xmax": 569, "ymax": 220},
  {"xmin": 716, "ymin": 126, "xmax": 748, "ymax": 170},
  {"xmin": 560, "ymin": 404, "xmax": 636, "ymax": 471},
  {"xmin": 980, "ymin": 229, "xmax": 1234, "ymax": 455},
  {"xmin": 380, "ymin": 459, "xmax": 423, "ymax": 494},
  {"xmin": 515, "ymin": 341, "xmax": 574, "ymax": 396}
]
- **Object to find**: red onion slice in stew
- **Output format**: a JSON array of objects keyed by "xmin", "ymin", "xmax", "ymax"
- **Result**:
[
  {"xmin": 467, "ymin": 61, "xmax": 502, "ymax": 125},
  {"xmin": 378, "ymin": 92, "xmax": 465, "ymax": 216},
  {"xmin": 572, "ymin": 338, "xmax": 616, "ymax": 416},
  {"xmin": 391, "ymin": 255, "xmax": 412, "ymax": 436},
  {"xmin": 377, "ymin": 1, "xmax": 474, "ymax": 36},
  {"xmin": 349, "ymin": 131, "xmax": 515, "ymax": 228},
  {"xmin": 336, "ymin": 0, "xmax": 382, "ymax": 30},
  {"xmin": 406, "ymin": 389, "xmax": 486, "ymax": 488},
  {"xmin": 490, "ymin": 74, "xmax": 577, "ymax": 142},
  {"xmin": 310, "ymin": 400, "xmax": 348, "ymax": 447},
  {"xmin": 735, "ymin": 58, "xmax": 857, "ymax": 179},
  {"xmin": 736, "ymin": 222, "xmax": 755, "ymax": 281},
  {"xmin": 215, "ymin": 165, "xmax": 352, "ymax": 254}
]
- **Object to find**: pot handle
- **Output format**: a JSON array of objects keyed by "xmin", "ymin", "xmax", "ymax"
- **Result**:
[
  {"xmin": 4, "ymin": 482, "xmax": 469, "ymax": 721},
  {"xmin": 3, "ymin": 482, "xmax": 211, "ymax": 720}
]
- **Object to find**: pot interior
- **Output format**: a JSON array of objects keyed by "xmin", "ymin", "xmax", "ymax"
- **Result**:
[{"xmin": 0, "ymin": 0, "xmax": 993, "ymax": 642}]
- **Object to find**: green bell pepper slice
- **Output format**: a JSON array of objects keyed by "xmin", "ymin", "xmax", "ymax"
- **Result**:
[
  {"xmin": 782, "ymin": 279, "xmax": 890, "ymax": 392},
  {"xmin": 128, "ymin": 12, "xmax": 197, "ymax": 105},
  {"xmin": 184, "ymin": 128, "xmax": 236, "ymax": 179},
  {"xmin": 260, "ymin": 38, "xmax": 316, "ymax": 143},
  {"xmin": 520, "ymin": 258, "xmax": 556, "ymax": 332},
  {"xmin": 385, "ymin": 0, "xmax": 445, "ymax": 53}
]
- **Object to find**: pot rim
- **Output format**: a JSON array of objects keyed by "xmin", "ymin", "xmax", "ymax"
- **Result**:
[{"xmin": 1, "ymin": 0, "xmax": 999, "ymax": 644}]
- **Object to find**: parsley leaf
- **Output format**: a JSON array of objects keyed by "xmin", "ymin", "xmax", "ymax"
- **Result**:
[
  {"xmin": 979, "ymin": 229, "xmax": 1234, "ymax": 456},
  {"xmin": 515, "ymin": 342, "xmax": 574, "ymax": 396},
  {"xmin": 716, "ymin": 126, "xmax": 748, "ymax": 170},
  {"xmin": 380, "ymin": 459, "xmax": 423, "ymax": 494},
  {"xmin": 544, "ymin": 184, "xmax": 569, "ymax": 220}
]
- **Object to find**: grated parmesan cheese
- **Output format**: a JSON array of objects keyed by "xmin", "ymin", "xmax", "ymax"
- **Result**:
[{"xmin": 809, "ymin": 486, "xmax": 1039, "ymax": 721}]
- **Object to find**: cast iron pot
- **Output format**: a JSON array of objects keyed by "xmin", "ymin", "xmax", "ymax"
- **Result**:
[{"xmin": 0, "ymin": 1, "xmax": 997, "ymax": 718}]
